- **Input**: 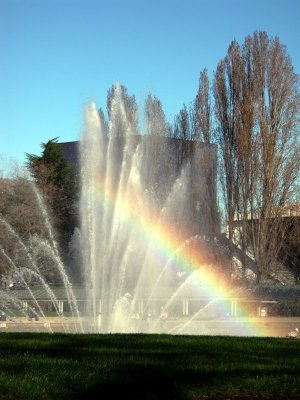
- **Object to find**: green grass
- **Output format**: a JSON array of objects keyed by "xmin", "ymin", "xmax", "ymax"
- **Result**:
[{"xmin": 0, "ymin": 333, "xmax": 299, "ymax": 400}]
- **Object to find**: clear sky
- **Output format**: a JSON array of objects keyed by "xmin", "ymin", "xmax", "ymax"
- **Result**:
[{"xmin": 1, "ymin": 0, "xmax": 299, "ymax": 171}]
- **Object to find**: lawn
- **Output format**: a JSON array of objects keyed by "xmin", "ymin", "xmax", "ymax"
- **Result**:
[{"xmin": 0, "ymin": 333, "xmax": 299, "ymax": 399}]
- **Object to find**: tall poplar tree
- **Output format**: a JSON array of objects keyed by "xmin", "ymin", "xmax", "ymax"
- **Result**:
[{"xmin": 214, "ymin": 31, "xmax": 300, "ymax": 283}]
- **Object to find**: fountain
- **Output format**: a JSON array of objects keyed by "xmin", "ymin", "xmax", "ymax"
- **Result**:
[
  {"xmin": 79, "ymin": 85, "xmax": 232, "ymax": 333},
  {"xmin": 0, "ymin": 85, "xmax": 270, "ymax": 336}
]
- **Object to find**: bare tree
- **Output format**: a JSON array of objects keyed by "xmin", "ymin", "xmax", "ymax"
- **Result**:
[
  {"xmin": 214, "ymin": 31, "xmax": 300, "ymax": 283},
  {"xmin": 250, "ymin": 32, "xmax": 300, "ymax": 282},
  {"xmin": 193, "ymin": 68, "xmax": 212, "ymax": 143},
  {"xmin": 145, "ymin": 93, "xmax": 170, "ymax": 137},
  {"xmin": 213, "ymin": 40, "xmax": 242, "ymax": 268},
  {"xmin": 172, "ymin": 104, "xmax": 193, "ymax": 168},
  {"xmin": 0, "ymin": 177, "xmax": 61, "ymax": 285},
  {"xmin": 174, "ymin": 104, "xmax": 192, "ymax": 141},
  {"xmin": 107, "ymin": 83, "xmax": 138, "ymax": 136},
  {"xmin": 143, "ymin": 94, "xmax": 171, "ymax": 198}
]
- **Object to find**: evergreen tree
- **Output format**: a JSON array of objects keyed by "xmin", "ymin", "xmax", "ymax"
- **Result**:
[
  {"xmin": 26, "ymin": 138, "xmax": 79, "ymax": 280},
  {"xmin": 26, "ymin": 137, "xmax": 78, "ymax": 197}
]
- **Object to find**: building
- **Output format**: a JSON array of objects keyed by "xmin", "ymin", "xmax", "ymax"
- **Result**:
[{"xmin": 59, "ymin": 136, "xmax": 220, "ymax": 239}]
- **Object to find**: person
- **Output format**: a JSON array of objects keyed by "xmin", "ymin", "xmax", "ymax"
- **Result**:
[
  {"xmin": 0, "ymin": 310, "xmax": 6, "ymax": 321},
  {"xmin": 28, "ymin": 307, "xmax": 39, "ymax": 321},
  {"xmin": 159, "ymin": 308, "xmax": 168, "ymax": 328},
  {"xmin": 28, "ymin": 308, "xmax": 33, "ymax": 321}
]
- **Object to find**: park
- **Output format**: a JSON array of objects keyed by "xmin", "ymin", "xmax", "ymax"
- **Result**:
[{"xmin": 0, "ymin": 16, "xmax": 299, "ymax": 399}]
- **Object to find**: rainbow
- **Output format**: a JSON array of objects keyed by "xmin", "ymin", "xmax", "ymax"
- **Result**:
[{"xmin": 88, "ymin": 167, "xmax": 275, "ymax": 337}]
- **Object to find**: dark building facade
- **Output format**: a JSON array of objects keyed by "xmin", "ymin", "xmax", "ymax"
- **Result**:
[{"xmin": 59, "ymin": 137, "xmax": 220, "ymax": 239}]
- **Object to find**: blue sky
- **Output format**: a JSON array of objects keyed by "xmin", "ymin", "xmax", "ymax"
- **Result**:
[{"xmin": 1, "ymin": 0, "xmax": 299, "ymax": 169}]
